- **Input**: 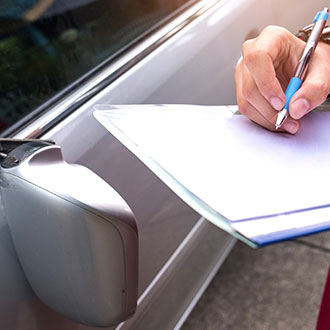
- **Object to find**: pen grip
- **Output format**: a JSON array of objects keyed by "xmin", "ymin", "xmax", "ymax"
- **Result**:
[{"xmin": 284, "ymin": 77, "xmax": 302, "ymax": 111}]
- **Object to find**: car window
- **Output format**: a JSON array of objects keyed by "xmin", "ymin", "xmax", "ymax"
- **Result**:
[{"xmin": 0, "ymin": 0, "xmax": 198, "ymax": 135}]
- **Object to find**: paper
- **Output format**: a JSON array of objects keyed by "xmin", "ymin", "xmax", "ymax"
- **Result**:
[{"xmin": 94, "ymin": 104, "xmax": 330, "ymax": 247}]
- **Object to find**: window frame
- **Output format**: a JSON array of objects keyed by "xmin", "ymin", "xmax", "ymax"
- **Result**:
[{"xmin": 5, "ymin": 0, "xmax": 220, "ymax": 139}]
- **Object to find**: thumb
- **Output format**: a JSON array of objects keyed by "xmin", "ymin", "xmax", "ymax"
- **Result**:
[
  {"xmin": 289, "ymin": 45, "xmax": 330, "ymax": 119},
  {"xmin": 289, "ymin": 79, "xmax": 330, "ymax": 119}
]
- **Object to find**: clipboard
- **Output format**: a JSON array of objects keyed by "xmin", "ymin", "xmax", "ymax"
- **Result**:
[{"xmin": 94, "ymin": 104, "xmax": 330, "ymax": 247}]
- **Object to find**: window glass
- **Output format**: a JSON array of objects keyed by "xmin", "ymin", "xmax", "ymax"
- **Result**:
[{"xmin": 0, "ymin": 0, "xmax": 196, "ymax": 134}]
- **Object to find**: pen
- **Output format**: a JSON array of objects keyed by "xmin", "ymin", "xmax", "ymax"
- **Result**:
[{"xmin": 275, "ymin": 8, "xmax": 329, "ymax": 130}]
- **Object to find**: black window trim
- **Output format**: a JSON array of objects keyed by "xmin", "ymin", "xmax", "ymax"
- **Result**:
[{"xmin": 9, "ymin": 0, "xmax": 221, "ymax": 140}]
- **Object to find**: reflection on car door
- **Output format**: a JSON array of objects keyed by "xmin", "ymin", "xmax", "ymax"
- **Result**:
[{"xmin": 1, "ymin": 0, "xmax": 326, "ymax": 328}]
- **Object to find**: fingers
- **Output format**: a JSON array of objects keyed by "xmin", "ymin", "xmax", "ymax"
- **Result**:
[
  {"xmin": 241, "ymin": 26, "xmax": 296, "ymax": 110},
  {"xmin": 235, "ymin": 60, "xmax": 300, "ymax": 134},
  {"xmin": 242, "ymin": 44, "xmax": 285, "ymax": 110},
  {"xmin": 235, "ymin": 25, "xmax": 330, "ymax": 133},
  {"xmin": 289, "ymin": 43, "xmax": 330, "ymax": 119},
  {"xmin": 239, "ymin": 63, "xmax": 278, "ymax": 127}
]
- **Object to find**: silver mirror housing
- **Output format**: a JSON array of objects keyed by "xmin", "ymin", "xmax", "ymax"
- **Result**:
[{"xmin": 0, "ymin": 140, "xmax": 138, "ymax": 327}]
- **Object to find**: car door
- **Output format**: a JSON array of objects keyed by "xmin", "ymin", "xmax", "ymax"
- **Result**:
[{"xmin": 0, "ymin": 0, "xmax": 328, "ymax": 329}]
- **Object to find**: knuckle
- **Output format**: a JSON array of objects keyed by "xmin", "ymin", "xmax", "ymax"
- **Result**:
[
  {"xmin": 258, "ymin": 79, "xmax": 276, "ymax": 95},
  {"xmin": 305, "ymin": 80, "xmax": 330, "ymax": 103},
  {"xmin": 242, "ymin": 48, "xmax": 259, "ymax": 65},
  {"xmin": 241, "ymin": 83, "xmax": 255, "ymax": 100},
  {"xmin": 262, "ymin": 25, "xmax": 277, "ymax": 34},
  {"xmin": 237, "ymin": 98, "xmax": 250, "ymax": 116},
  {"xmin": 241, "ymin": 39, "xmax": 256, "ymax": 59},
  {"xmin": 262, "ymin": 25, "xmax": 289, "ymax": 38},
  {"xmin": 313, "ymin": 81, "xmax": 330, "ymax": 101}
]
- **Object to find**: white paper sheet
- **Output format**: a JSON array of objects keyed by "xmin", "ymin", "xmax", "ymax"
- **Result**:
[{"xmin": 94, "ymin": 104, "xmax": 330, "ymax": 246}]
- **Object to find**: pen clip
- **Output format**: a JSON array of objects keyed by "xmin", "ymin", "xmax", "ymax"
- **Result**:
[
  {"xmin": 313, "ymin": 11, "xmax": 321, "ymax": 23},
  {"xmin": 313, "ymin": 9, "xmax": 329, "ymax": 23}
]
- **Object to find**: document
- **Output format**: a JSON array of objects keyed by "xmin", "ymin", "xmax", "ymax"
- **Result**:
[{"xmin": 94, "ymin": 104, "xmax": 330, "ymax": 247}]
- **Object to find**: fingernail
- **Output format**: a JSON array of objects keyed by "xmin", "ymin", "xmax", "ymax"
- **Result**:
[
  {"xmin": 282, "ymin": 120, "xmax": 298, "ymax": 134},
  {"xmin": 270, "ymin": 97, "xmax": 284, "ymax": 111},
  {"xmin": 290, "ymin": 98, "xmax": 310, "ymax": 119}
]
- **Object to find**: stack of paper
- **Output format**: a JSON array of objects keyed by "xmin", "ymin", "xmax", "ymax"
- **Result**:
[{"xmin": 94, "ymin": 104, "xmax": 330, "ymax": 247}]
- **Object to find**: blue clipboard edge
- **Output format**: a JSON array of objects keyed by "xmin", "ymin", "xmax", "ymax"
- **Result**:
[
  {"xmin": 94, "ymin": 105, "xmax": 259, "ymax": 248},
  {"xmin": 93, "ymin": 104, "xmax": 330, "ymax": 248}
]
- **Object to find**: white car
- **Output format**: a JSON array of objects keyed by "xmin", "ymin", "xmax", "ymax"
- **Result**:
[{"xmin": 0, "ymin": 0, "xmax": 327, "ymax": 329}]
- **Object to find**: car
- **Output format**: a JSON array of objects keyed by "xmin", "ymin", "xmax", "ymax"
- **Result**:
[{"xmin": 0, "ymin": 0, "xmax": 328, "ymax": 329}]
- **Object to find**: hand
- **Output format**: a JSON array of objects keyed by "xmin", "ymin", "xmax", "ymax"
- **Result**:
[{"xmin": 235, "ymin": 25, "xmax": 330, "ymax": 134}]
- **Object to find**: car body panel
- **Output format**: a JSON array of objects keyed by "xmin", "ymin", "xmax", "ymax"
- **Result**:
[{"xmin": 0, "ymin": 0, "xmax": 328, "ymax": 328}]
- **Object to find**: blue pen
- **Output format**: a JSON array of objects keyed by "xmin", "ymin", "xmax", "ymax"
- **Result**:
[{"xmin": 275, "ymin": 8, "xmax": 329, "ymax": 129}]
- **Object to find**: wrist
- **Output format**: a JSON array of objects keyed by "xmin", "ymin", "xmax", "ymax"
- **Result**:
[{"xmin": 296, "ymin": 24, "xmax": 330, "ymax": 45}]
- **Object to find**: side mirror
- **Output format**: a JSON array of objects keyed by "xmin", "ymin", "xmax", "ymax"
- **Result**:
[{"xmin": 0, "ymin": 139, "xmax": 138, "ymax": 327}]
